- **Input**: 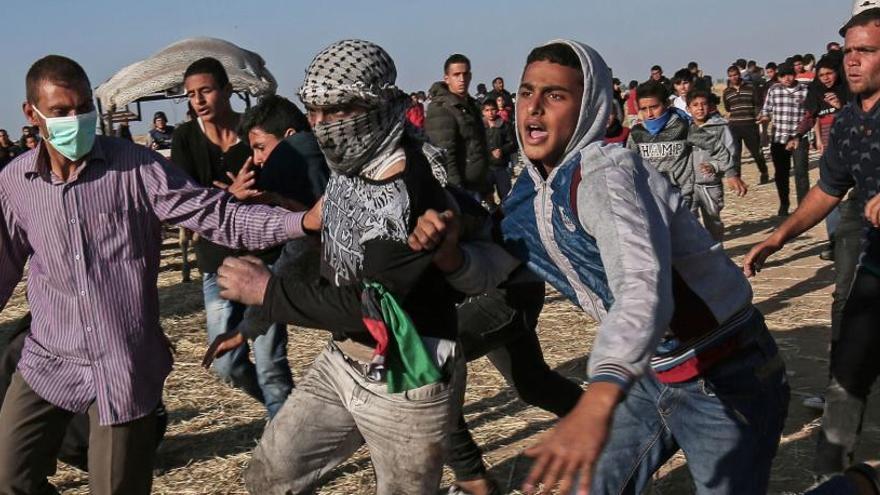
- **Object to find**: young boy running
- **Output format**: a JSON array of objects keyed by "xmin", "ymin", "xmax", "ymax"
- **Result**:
[
  {"xmin": 627, "ymin": 81, "xmax": 730, "ymax": 209},
  {"xmin": 687, "ymin": 88, "xmax": 748, "ymax": 243},
  {"xmin": 410, "ymin": 39, "xmax": 789, "ymax": 495}
]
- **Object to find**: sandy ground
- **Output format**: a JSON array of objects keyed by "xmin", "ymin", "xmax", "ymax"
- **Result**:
[{"xmin": 0, "ymin": 147, "xmax": 875, "ymax": 494}]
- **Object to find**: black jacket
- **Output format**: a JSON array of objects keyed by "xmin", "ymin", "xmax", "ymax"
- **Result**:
[
  {"xmin": 484, "ymin": 119, "xmax": 517, "ymax": 168},
  {"xmin": 424, "ymin": 82, "xmax": 490, "ymax": 194}
]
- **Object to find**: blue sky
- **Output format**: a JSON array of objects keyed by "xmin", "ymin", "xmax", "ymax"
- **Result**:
[{"xmin": 1, "ymin": 0, "xmax": 846, "ymax": 135}]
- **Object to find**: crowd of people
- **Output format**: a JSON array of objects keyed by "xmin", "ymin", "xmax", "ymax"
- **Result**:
[{"xmin": 1, "ymin": 2, "xmax": 880, "ymax": 495}]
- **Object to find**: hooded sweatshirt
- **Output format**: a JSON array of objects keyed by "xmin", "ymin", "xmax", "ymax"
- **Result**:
[
  {"xmin": 626, "ymin": 109, "xmax": 731, "ymax": 207},
  {"xmin": 690, "ymin": 114, "xmax": 738, "ymax": 186},
  {"xmin": 500, "ymin": 39, "xmax": 754, "ymax": 389}
]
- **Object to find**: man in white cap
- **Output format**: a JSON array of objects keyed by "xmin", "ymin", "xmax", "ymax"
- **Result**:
[{"xmin": 745, "ymin": 0, "xmax": 880, "ymax": 479}]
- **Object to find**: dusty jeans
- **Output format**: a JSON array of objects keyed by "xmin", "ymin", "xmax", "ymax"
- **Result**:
[{"xmin": 244, "ymin": 340, "xmax": 466, "ymax": 494}]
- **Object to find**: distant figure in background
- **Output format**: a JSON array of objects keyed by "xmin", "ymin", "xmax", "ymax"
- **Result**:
[
  {"xmin": 474, "ymin": 82, "xmax": 488, "ymax": 105},
  {"xmin": 648, "ymin": 64, "xmax": 673, "ymax": 92},
  {"xmin": 495, "ymin": 95, "xmax": 511, "ymax": 122},
  {"xmin": 624, "ymin": 79, "xmax": 639, "ymax": 127},
  {"xmin": 0, "ymin": 130, "xmax": 20, "ymax": 169},
  {"xmin": 22, "ymin": 135, "xmax": 38, "ymax": 150},
  {"xmin": 17, "ymin": 125, "xmax": 32, "ymax": 147},
  {"xmin": 724, "ymin": 64, "xmax": 771, "ymax": 184},
  {"xmin": 485, "ymin": 76, "xmax": 513, "ymax": 108},
  {"xmin": 688, "ymin": 60, "xmax": 713, "ymax": 90},
  {"xmin": 670, "ymin": 68, "xmax": 693, "ymax": 114},
  {"xmin": 117, "ymin": 121, "xmax": 133, "ymax": 141},
  {"xmin": 405, "ymin": 92, "xmax": 425, "ymax": 129},
  {"xmin": 481, "ymin": 99, "xmax": 516, "ymax": 201},
  {"xmin": 149, "ymin": 111, "xmax": 175, "ymax": 150}
]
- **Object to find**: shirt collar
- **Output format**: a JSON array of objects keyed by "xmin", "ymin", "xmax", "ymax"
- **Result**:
[{"xmin": 24, "ymin": 136, "xmax": 107, "ymax": 183}]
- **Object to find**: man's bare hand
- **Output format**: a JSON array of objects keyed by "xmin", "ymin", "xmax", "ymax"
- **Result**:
[
  {"xmin": 522, "ymin": 382, "xmax": 622, "ymax": 495},
  {"xmin": 201, "ymin": 331, "xmax": 246, "ymax": 369},
  {"xmin": 217, "ymin": 256, "xmax": 271, "ymax": 305},
  {"xmin": 785, "ymin": 138, "xmax": 799, "ymax": 151},
  {"xmin": 825, "ymin": 92, "xmax": 842, "ymax": 110},
  {"xmin": 213, "ymin": 157, "xmax": 262, "ymax": 201},
  {"xmin": 407, "ymin": 209, "xmax": 463, "ymax": 272},
  {"xmin": 743, "ymin": 238, "xmax": 783, "ymax": 277},
  {"xmin": 491, "ymin": 148, "xmax": 502, "ymax": 159},
  {"xmin": 865, "ymin": 193, "xmax": 880, "ymax": 228},
  {"xmin": 725, "ymin": 176, "xmax": 748, "ymax": 197}
]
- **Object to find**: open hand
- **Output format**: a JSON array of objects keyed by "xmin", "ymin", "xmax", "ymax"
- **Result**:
[
  {"xmin": 202, "ymin": 331, "xmax": 246, "ymax": 369},
  {"xmin": 522, "ymin": 383, "xmax": 620, "ymax": 495},
  {"xmin": 213, "ymin": 157, "xmax": 263, "ymax": 201},
  {"xmin": 725, "ymin": 176, "xmax": 748, "ymax": 197}
]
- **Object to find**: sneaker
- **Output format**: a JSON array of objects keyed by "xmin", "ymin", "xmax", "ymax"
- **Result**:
[
  {"xmin": 819, "ymin": 247, "xmax": 835, "ymax": 261},
  {"xmin": 803, "ymin": 395, "xmax": 826, "ymax": 411}
]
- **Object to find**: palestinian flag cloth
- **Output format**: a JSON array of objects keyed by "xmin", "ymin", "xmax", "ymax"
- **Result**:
[{"xmin": 361, "ymin": 282, "xmax": 443, "ymax": 393}]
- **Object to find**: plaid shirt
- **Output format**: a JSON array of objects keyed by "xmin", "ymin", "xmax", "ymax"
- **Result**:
[{"xmin": 761, "ymin": 82, "xmax": 808, "ymax": 144}]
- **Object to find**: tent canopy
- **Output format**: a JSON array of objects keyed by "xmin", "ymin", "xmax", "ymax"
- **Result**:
[{"xmin": 95, "ymin": 37, "xmax": 277, "ymax": 111}]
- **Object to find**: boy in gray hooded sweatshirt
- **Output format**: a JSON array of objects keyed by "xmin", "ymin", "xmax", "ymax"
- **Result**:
[
  {"xmin": 627, "ymin": 81, "xmax": 731, "ymax": 210},
  {"xmin": 687, "ymin": 89, "xmax": 748, "ymax": 243},
  {"xmin": 409, "ymin": 39, "xmax": 789, "ymax": 495}
]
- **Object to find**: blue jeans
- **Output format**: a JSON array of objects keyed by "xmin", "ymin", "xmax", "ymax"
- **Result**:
[
  {"xmin": 202, "ymin": 270, "xmax": 293, "ymax": 418},
  {"xmin": 589, "ymin": 316, "xmax": 790, "ymax": 494}
]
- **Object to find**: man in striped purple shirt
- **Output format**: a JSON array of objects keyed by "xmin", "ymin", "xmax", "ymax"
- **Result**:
[{"xmin": 0, "ymin": 55, "xmax": 310, "ymax": 494}]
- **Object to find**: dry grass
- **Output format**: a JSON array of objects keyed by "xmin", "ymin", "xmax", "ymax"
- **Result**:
[{"xmin": 0, "ymin": 147, "xmax": 874, "ymax": 494}]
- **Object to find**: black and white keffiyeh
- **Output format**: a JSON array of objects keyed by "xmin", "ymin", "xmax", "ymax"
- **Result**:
[{"xmin": 299, "ymin": 39, "xmax": 447, "ymax": 184}]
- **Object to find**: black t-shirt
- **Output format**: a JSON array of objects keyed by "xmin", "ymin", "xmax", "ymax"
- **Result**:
[
  {"xmin": 818, "ymin": 97, "xmax": 880, "ymax": 274},
  {"xmin": 171, "ymin": 119, "xmax": 280, "ymax": 273}
]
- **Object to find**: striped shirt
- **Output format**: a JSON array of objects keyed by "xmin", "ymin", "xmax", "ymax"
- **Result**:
[
  {"xmin": 0, "ymin": 136, "xmax": 304, "ymax": 425},
  {"xmin": 761, "ymin": 82, "xmax": 808, "ymax": 144},
  {"xmin": 722, "ymin": 82, "xmax": 760, "ymax": 124}
]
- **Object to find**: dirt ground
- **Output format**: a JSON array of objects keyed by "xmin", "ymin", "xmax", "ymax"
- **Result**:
[{"xmin": 0, "ymin": 148, "xmax": 875, "ymax": 494}]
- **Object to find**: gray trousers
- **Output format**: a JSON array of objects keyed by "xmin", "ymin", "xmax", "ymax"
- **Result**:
[
  {"xmin": 693, "ymin": 184, "xmax": 725, "ymax": 243},
  {"xmin": 244, "ymin": 340, "xmax": 466, "ymax": 494},
  {"xmin": 0, "ymin": 372, "xmax": 158, "ymax": 495}
]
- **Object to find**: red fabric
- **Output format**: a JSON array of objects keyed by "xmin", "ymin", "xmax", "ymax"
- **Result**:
[
  {"xmin": 625, "ymin": 94, "xmax": 638, "ymax": 116},
  {"xmin": 406, "ymin": 105, "xmax": 425, "ymax": 129},
  {"xmin": 498, "ymin": 108, "xmax": 511, "ymax": 122},
  {"xmin": 604, "ymin": 127, "xmax": 630, "ymax": 145},
  {"xmin": 362, "ymin": 317, "xmax": 390, "ymax": 358},
  {"xmin": 654, "ymin": 338, "xmax": 740, "ymax": 383}
]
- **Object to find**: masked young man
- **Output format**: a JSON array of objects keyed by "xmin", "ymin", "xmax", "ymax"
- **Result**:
[{"xmin": 410, "ymin": 40, "xmax": 790, "ymax": 495}]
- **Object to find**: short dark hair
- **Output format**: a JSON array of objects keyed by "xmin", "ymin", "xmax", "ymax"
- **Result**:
[
  {"xmin": 671, "ymin": 68, "xmax": 693, "ymax": 84},
  {"xmin": 727, "ymin": 65, "xmax": 741, "ymax": 74},
  {"xmin": 687, "ymin": 61, "xmax": 699, "ymax": 70},
  {"xmin": 804, "ymin": 53, "xmax": 816, "ymax": 64},
  {"xmin": 791, "ymin": 54, "xmax": 804, "ymax": 63},
  {"xmin": 635, "ymin": 81, "xmax": 669, "ymax": 103},
  {"xmin": 240, "ymin": 95, "xmax": 310, "ymax": 138},
  {"xmin": 184, "ymin": 57, "xmax": 230, "ymax": 89},
  {"xmin": 827, "ymin": 41, "xmax": 842, "ymax": 50},
  {"xmin": 686, "ymin": 88, "xmax": 712, "ymax": 105},
  {"xmin": 628, "ymin": 80, "xmax": 638, "ymax": 90},
  {"xmin": 444, "ymin": 54, "xmax": 471, "ymax": 74},
  {"xmin": 25, "ymin": 55, "xmax": 91, "ymax": 104},
  {"xmin": 651, "ymin": 65, "xmax": 663, "ymax": 73},
  {"xmin": 153, "ymin": 111, "xmax": 168, "ymax": 122},
  {"xmin": 735, "ymin": 58, "xmax": 747, "ymax": 69},
  {"xmin": 526, "ymin": 43, "xmax": 582, "ymax": 73},
  {"xmin": 766, "ymin": 62, "xmax": 778, "ymax": 70},
  {"xmin": 492, "ymin": 76, "xmax": 504, "ymax": 84},
  {"xmin": 481, "ymin": 99, "xmax": 497, "ymax": 110}
]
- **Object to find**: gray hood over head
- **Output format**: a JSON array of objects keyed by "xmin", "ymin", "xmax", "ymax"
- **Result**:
[{"xmin": 517, "ymin": 39, "xmax": 614, "ymax": 170}]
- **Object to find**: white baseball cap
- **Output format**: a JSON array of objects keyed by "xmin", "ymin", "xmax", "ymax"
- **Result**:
[{"xmin": 841, "ymin": 0, "xmax": 880, "ymax": 35}]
